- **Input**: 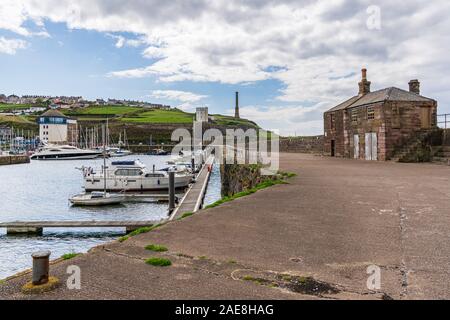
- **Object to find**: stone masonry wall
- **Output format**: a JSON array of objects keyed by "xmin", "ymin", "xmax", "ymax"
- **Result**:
[
  {"xmin": 280, "ymin": 136, "xmax": 324, "ymax": 154},
  {"xmin": 220, "ymin": 164, "xmax": 276, "ymax": 197}
]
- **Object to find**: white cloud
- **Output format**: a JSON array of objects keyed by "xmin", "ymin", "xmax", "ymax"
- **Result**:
[
  {"xmin": 150, "ymin": 90, "xmax": 207, "ymax": 103},
  {"xmin": 234, "ymin": 103, "xmax": 328, "ymax": 136},
  {"xmin": 2, "ymin": 0, "xmax": 450, "ymax": 133},
  {"xmin": 106, "ymin": 34, "xmax": 145, "ymax": 49},
  {"xmin": 0, "ymin": 37, "xmax": 28, "ymax": 55}
]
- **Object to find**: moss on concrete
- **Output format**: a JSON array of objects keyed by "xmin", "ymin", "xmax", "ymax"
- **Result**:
[
  {"xmin": 118, "ymin": 224, "xmax": 164, "ymax": 243},
  {"xmin": 145, "ymin": 244, "xmax": 168, "ymax": 252},
  {"xmin": 21, "ymin": 277, "xmax": 60, "ymax": 294},
  {"xmin": 61, "ymin": 253, "xmax": 79, "ymax": 260},
  {"xmin": 145, "ymin": 257, "xmax": 172, "ymax": 267}
]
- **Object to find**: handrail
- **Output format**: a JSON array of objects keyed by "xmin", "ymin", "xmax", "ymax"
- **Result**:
[{"xmin": 437, "ymin": 114, "xmax": 450, "ymax": 129}]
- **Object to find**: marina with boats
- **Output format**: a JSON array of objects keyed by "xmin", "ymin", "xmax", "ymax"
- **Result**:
[{"xmin": 0, "ymin": 118, "xmax": 220, "ymax": 279}]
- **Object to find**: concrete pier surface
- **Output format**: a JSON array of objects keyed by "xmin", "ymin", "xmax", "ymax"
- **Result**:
[{"xmin": 1, "ymin": 153, "xmax": 450, "ymax": 299}]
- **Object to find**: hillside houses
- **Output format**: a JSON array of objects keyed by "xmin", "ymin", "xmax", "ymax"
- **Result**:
[{"xmin": 0, "ymin": 93, "xmax": 172, "ymax": 110}]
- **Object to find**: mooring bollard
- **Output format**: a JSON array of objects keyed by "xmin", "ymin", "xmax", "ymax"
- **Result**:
[
  {"xmin": 169, "ymin": 171, "xmax": 175, "ymax": 212},
  {"xmin": 32, "ymin": 251, "xmax": 51, "ymax": 285},
  {"xmin": 191, "ymin": 157, "xmax": 195, "ymax": 174}
]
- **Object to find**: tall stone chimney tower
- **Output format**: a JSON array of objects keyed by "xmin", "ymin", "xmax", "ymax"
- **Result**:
[
  {"xmin": 235, "ymin": 91, "xmax": 240, "ymax": 119},
  {"xmin": 409, "ymin": 79, "xmax": 420, "ymax": 95},
  {"xmin": 358, "ymin": 68, "xmax": 371, "ymax": 96}
]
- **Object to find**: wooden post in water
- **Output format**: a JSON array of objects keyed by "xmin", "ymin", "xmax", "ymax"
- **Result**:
[{"xmin": 169, "ymin": 171, "xmax": 175, "ymax": 212}]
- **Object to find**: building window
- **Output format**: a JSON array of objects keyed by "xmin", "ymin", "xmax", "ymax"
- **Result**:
[
  {"xmin": 330, "ymin": 113, "xmax": 335, "ymax": 130},
  {"xmin": 351, "ymin": 109, "xmax": 358, "ymax": 123},
  {"xmin": 367, "ymin": 107, "xmax": 375, "ymax": 120}
]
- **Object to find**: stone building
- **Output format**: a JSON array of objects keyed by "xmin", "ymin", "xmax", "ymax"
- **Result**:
[
  {"xmin": 37, "ymin": 109, "xmax": 78, "ymax": 144},
  {"xmin": 196, "ymin": 107, "xmax": 209, "ymax": 123},
  {"xmin": 324, "ymin": 69, "xmax": 437, "ymax": 161}
]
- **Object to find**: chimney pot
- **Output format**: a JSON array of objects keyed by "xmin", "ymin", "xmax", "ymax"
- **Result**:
[
  {"xmin": 358, "ymin": 68, "xmax": 371, "ymax": 96},
  {"xmin": 362, "ymin": 68, "xmax": 367, "ymax": 80},
  {"xmin": 409, "ymin": 79, "xmax": 420, "ymax": 95}
]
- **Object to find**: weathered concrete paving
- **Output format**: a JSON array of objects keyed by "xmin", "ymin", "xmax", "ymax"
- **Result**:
[{"xmin": 1, "ymin": 153, "xmax": 449, "ymax": 300}]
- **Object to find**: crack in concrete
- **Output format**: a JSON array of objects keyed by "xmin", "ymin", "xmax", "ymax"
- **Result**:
[{"xmin": 397, "ymin": 193, "xmax": 409, "ymax": 299}]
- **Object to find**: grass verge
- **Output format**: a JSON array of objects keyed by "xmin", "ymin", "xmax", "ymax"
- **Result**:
[
  {"xmin": 145, "ymin": 257, "xmax": 172, "ymax": 267},
  {"xmin": 61, "ymin": 253, "xmax": 79, "ymax": 260},
  {"xmin": 145, "ymin": 244, "xmax": 168, "ymax": 252},
  {"xmin": 204, "ymin": 179, "xmax": 288, "ymax": 209},
  {"xmin": 178, "ymin": 212, "xmax": 194, "ymax": 220},
  {"xmin": 118, "ymin": 224, "xmax": 163, "ymax": 242}
]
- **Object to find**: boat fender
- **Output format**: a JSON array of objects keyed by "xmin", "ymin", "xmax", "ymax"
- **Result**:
[
  {"xmin": 158, "ymin": 179, "xmax": 160, "ymax": 185},
  {"xmin": 125, "ymin": 178, "xmax": 128, "ymax": 186}
]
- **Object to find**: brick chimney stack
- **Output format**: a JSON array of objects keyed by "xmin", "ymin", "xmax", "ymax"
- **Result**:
[
  {"xmin": 358, "ymin": 68, "xmax": 371, "ymax": 96},
  {"xmin": 409, "ymin": 79, "xmax": 420, "ymax": 95},
  {"xmin": 235, "ymin": 91, "xmax": 240, "ymax": 119}
]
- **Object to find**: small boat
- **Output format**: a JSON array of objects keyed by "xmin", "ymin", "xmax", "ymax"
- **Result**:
[
  {"xmin": 69, "ymin": 192, "xmax": 125, "ymax": 206},
  {"xmin": 31, "ymin": 145, "xmax": 102, "ymax": 160},
  {"xmin": 112, "ymin": 149, "xmax": 132, "ymax": 157},
  {"xmin": 70, "ymin": 123, "xmax": 126, "ymax": 206},
  {"xmin": 148, "ymin": 148, "xmax": 170, "ymax": 156}
]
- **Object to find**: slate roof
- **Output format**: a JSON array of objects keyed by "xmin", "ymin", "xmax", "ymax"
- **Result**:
[
  {"xmin": 326, "ymin": 87, "xmax": 435, "ymax": 113},
  {"xmin": 39, "ymin": 109, "xmax": 68, "ymax": 118}
]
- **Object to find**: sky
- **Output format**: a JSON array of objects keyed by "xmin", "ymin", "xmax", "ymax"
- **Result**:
[{"xmin": 0, "ymin": 0, "xmax": 449, "ymax": 136}]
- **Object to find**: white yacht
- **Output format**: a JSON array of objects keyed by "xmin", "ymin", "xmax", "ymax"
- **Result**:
[
  {"xmin": 30, "ymin": 145, "xmax": 102, "ymax": 160},
  {"xmin": 69, "ymin": 192, "xmax": 125, "ymax": 206},
  {"xmin": 83, "ymin": 160, "xmax": 194, "ymax": 192}
]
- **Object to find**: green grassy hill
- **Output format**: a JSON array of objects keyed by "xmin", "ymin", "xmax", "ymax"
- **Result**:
[{"xmin": 0, "ymin": 104, "xmax": 259, "ymax": 143}]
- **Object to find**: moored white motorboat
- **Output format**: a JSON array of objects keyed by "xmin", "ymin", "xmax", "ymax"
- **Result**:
[
  {"xmin": 31, "ymin": 145, "xmax": 102, "ymax": 160},
  {"xmin": 69, "ymin": 192, "xmax": 125, "ymax": 206},
  {"xmin": 83, "ymin": 160, "xmax": 194, "ymax": 192}
]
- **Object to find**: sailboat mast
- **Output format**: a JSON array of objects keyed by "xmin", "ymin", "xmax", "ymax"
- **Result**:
[{"xmin": 102, "ymin": 123, "xmax": 107, "ymax": 193}]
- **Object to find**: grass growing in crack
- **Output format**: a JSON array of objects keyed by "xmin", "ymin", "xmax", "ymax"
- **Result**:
[
  {"xmin": 145, "ymin": 244, "xmax": 168, "ymax": 252},
  {"xmin": 242, "ymin": 275, "xmax": 277, "ymax": 287},
  {"xmin": 61, "ymin": 253, "xmax": 79, "ymax": 260},
  {"xmin": 204, "ymin": 179, "xmax": 288, "ymax": 209},
  {"xmin": 198, "ymin": 256, "xmax": 208, "ymax": 260},
  {"xmin": 178, "ymin": 212, "xmax": 194, "ymax": 220},
  {"xmin": 118, "ymin": 224, "xmax": 164, "ymax": 243},
  {"xmin": 0, "ymin": 280, "xmax": 5, "ymax": 286},
  {"xmin": 145, "ymin": 257, "xmax": 172, "ymax": 267},
  {"xmin": 228, "ymin": 259, "xmax": 237, "ymax": 264},
  {"xmin": 278, "ymin": 171, "xmax": 297, "ymax": 179}
]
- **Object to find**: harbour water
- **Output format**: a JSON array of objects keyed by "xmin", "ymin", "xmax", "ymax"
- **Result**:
[{"xmin": 0, "ymin": 155, "xmax": 221, "ymax": 279}]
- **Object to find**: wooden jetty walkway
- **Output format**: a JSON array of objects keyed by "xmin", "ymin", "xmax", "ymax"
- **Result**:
[
  {"xmin": 0, "ymin": 153, "xmax": 215, "ymax": 236},
  {"xmin": 0, "ymin": 220, "xmax": 158, "ymax": 235},
  {"xmin": 170, "ymin": 155, "xmax": 215, "ymax": 220}
]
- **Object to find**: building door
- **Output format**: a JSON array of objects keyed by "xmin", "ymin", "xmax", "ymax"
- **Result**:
[
  {"xmin": 365, "ymin": 132, "xmax": 378, "ymax": 161},
  {"xmin": 354, "ymin": 134, "xmax": 359, "ymax": 159},
  {"xmin": 331, "ymin": 140, "xmax": 335, "ymax": 157},
  {"xmin": 420, "ymin": 107, "xmax": 431, "ymax": 129}
]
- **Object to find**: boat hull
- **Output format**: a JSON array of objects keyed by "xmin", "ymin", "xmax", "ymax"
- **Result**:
[
  {"xmin": 84, "ymin": 175, "xmax": 193, "ymax": 192},
  {"xmin": 31, "ymin": 152, "xmax": 101, "ymax": 160},
  {"xmin": 69, "ymin": 195, "xmax": 125, "ymax": 206}
]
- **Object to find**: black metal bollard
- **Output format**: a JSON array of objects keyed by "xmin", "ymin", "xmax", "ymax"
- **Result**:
[
  {"xmin": 191, "ymin": 157, "xmax": 195, "ymax": 174},
  {"xmin": 32, "ymin": 251, "xmax": 51, "ymax": 285},
  {"xmin": 169, "ymin": 171, "xmax": 175, "ymax": 212}
]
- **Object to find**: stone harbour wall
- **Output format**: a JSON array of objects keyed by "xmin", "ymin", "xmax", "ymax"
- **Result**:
[
  {"xmin": 0, "ymin": 155, "xmax": 30, "ymax": 166},
  {"xmin": 220, "ymin": 164, "xmax": 276, "ymax": 197},
  {"xmin": 279, "ymin": 136, "xmax": 324, "ymax": 154}
]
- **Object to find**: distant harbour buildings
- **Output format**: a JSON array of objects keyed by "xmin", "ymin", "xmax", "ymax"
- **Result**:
[
  {"xmin": 38, "ymin": 109, "xmax": 78, "ymax": 144},
  {"xmin": 0, "ymin": 93, "xmax": 171, "ymax": 111}
]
